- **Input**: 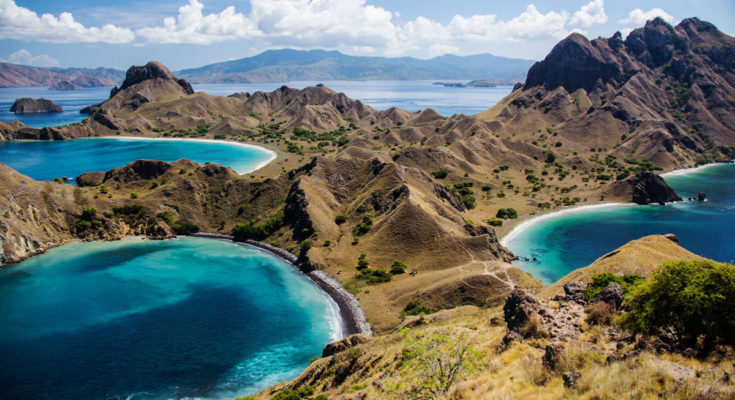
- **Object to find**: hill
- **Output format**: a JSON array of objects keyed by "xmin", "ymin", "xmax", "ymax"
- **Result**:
[
  {"xmin": 177, "ymin": 49, "xmax": 534, "ymax": 83},
  {"xmin": 0, "ymin": 63, "xmax": 124, "ymax": 88}
]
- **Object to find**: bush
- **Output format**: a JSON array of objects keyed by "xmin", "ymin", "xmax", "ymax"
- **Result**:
[
  {"xmin": 390, "ymin": 260, "xmax": 407, "ymax": 274},
  {"xmin": 545, "ymin": 151, "xmax": 556, "ymax": 164},
  {"xmin": 130, "ymin": 192, "xmax": 138, "ymax": 199},
  {"xmin": 334, "ymin": 214, "xmax": 348, "ymax": 224},
  {"xmin": 75, "ymin": 220, "xmax": 92, "ymax": 231},
  {"xmin": 232, "ymin": 211, "xmax": 285, "ymax": 241},
  {"xmin": 586, "ymin": 301, "xmax": 615, "ymax": 325},
  {"xmin": 300, "ymin": 240, "xmax": 313, "ymax": 252},
  {"xmin": 496, "ymin": 208, "xmax": 518, "ymax": 219},
  {"xmin": 112, "ymin": 204, "xmax": 144, "ymax": 216},
  {"xmin": 357, "ymin": 252, "xmax": 369, "ymax": 270},
  {"xmin": 621, "ymin": 260, "xmax": 735, "ymax": 350},
  {"xmin": 487, "ymin": 218, "xmax": 503, "ymax": 227},
  {"xmin": 403, "ymin": 299, "xmax": 433, "ymax": 316},
  {"xmin": 173, "ymin": 221, "xmax": 199, "ymax": 235},
  {"xmin": 179, "ymin": 168, "xmax": 187, "ymax": 174},
  {"xmin": 432, "ymin": 169, "xmax": 449, "ymax": 179},
  {"xmin": 156, "ymin": 211, "xmax": 177, "ymax": 224},
  {"xmin": 80, "ymin": 208, "xmax": 97, "ymax": 221},
  {"xmin": 460, "ymin": 194, "xmax": 476, "ymax": 209},
  {"xmin": 582, "ymin": 272, "xmax": 642, "ymax": 301},
  {"xmin": 353, "ymin": 213, "xmax": 373, "ymax": 236},
  {"xmin": 356, "ymin": 268, "xmax": 392, "ymax": 284}
]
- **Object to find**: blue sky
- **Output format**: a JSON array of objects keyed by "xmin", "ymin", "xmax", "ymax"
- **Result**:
[{"xmin": 1, "ymin": 0, "xmax": 733, "ymax": 70}]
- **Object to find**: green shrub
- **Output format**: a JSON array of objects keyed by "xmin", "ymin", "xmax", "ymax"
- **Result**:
[
  {"xmin": 99, "ymin": 186, "xmax": 109, "ymax": 194},
  {"xmin": 130, "ymin": 192, "xmax": 138, "ymax": 199},
  {"xmin": 621, "ymin": 260, "xmax": 735, "ymax": 350},
  {"xmin": 391, "ymin": 260, "xmax": 408, "ymax": 274},
  {"xmin": 356, "ymin": 268, "xmax": 392, "ymax": 284},
  {"xmin": 357, "ymin": 252, "xmax": 370, "ymax": 270},
  {"xmin": 54, "ymin": 177, "xmax": 63, "ymax": 183},
  {"xmin": 487, "ymin": 218, "xmax": 503, "ymax": 227},
  {"xmin": 403, "ymin": 299, "xmax": 433, "ymax": 316},
  {"xmin": 80, "ymin": 208, "xmax": 97, "ymax": 221},
  {"xmin": 582, "ymin": 272, "xmax": 642, "ymax": 301},
  {"xmin": 300, "ymin": 240, "xmax": 313, "ymax": 252},
  {"xmin": 173, "ymin": 221, "xmax": 199, "ymax": 235},
  {"xmin": 460, "ymin": 194, "xmax": 476, "ymax": 209},
  {"xmin": 334, "ymin": 214, "xmax": 348, "ymax": 224},
  {"xmin": 432, "ymin": 169, "xmax": 449, "ymax": 179},
  {"xmin": 75, "ymin": 220, "xmax": 92, "ymax": 231},
  {"xmin": 353, "ymin": 213, "xmax": 373, "ymax": 236},
  {"xmin": 112, "ymin": 205, "xmax": 144, "ymax": 216},
  {"xmin": 156, "ymin": 211, "xmax": 177, "ymax": 224},
  {"xmin": 213, "ymin": 134, "xmax": 226, "ymax": 140},
  {"xmin": 232, "ymin": 211, "xmax": 285, "ymax": 241},
  {"xmin": 545, "ymin": 151, "xmax": 556, "ymax": 164},
  {"xmin": 179, "ymin": 168, "xmax": 187, "ymax": 174},
  {"xmin": 495, "ymin": 208, "xmax": 518, "ymax": 219}
]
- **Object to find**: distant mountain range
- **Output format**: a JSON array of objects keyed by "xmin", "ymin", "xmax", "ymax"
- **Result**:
[
  {"xmin": 0, "ymin": 63, "xmax": 124, "ymax": 89},
  {"xmin": 176, "ymin": 49, "xmax": 535, "ymax": 83},
  {"xmin": 0, "ymin": 49, "xmax": 535, "ymax": 88}
]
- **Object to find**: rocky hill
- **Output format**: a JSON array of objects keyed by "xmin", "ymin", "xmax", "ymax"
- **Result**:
[
  {"xmin": 177, "ymin": 49, "xmax": 534, "ymax": 83},
  {"xmin": 0, "ymin": 62, "xmax": 122, "ymax": 88},
  {"xmin": 10, "ymin": 98, "xmax": 63, "ymax": 114},
  {"xmin": 479, "ymin": 17, "xmax": 735, "ymax": 170}
]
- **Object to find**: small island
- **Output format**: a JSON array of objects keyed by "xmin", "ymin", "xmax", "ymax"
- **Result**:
[{"xmin": 10, "ymin": 97, "xmax": 64, "ymax": 114}]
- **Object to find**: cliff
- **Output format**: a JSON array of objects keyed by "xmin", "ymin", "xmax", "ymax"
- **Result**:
[{"xmin": 604, "ymin": 172, "xmax": 682, "ymax": 204}]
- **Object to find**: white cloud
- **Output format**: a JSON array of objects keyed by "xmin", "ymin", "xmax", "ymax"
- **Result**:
[
  {"xmin": 570, "ymin": 0, "xmax": 607, "ymax": 27},
  {"xmin": 446, "ymin": 5, "xmax": 570, "ymax": 42},
  {"xmin": 618, "ymin": 8, "xmax": 675, "ymax": 25},
  {"xmin": 0, "ymin": 49, "xmax": 59, "ymax": 67},
  {"xmin": 0, "ymin": 0, "xmax": 134, "ymax": 43}
]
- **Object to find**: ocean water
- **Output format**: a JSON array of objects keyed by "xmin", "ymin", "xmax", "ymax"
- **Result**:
[
  {"xmin": 504, "ymin": 163, "xmax": 735, "ymax": 285},
  {"xmin": 0, "ymin": 81, "xmax": 512, "ymax": 128},
  {"xmin": 0, "ymin": 137, "xmax": 274, "ymax": 180},
  {"xmin": 0, "ymin": 237, "xmax": 341, "ymax": 400}
]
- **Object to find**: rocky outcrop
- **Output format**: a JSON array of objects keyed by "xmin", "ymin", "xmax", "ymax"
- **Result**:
[
  {"xmin": 322, "ymin": 334, "xmax": 370, "ymax": 357},
  {"xmin": 606, "ymin": 172, "xmax": 682, "ymax": 205},
  {"xmin": 49, "ymin": 80, "xmax": 78, "ymax": 90},
  {"xmin": 592, "ymin": 283, "xmax": 625, "ymax": 309},
  {"xmin": 10, "ymin": 98, "xmax": 63, "ymax": 114},
  {"xmin": 76, "ymin": 171, "xmax": 105, "ymax": 186},
  {"xmin": 110, "ymin": 61, "xmax": 193, "ymax": 98},
  {"xmin": 503, "ymin": 289, "xmax": 549, "ymax": 334},
  {"xmin": 103, "ymin": 159, "xmax": 174, "ymax": 183}
]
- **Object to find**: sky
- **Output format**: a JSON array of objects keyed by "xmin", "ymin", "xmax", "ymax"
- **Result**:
[{"xmin": 0, "ymin": 0, "xmax": 733, "ymax": 70}]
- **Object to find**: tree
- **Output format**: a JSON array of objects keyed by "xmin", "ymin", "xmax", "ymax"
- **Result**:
[
  {"xmin": 621, "ymin": 260, "xmax": 735, "ymax": 352},
  {"xmin": 392, "ymin": 328, "xmax": 481, "ymax": 399},
  {"xmin": 357, "ymin": 252, "xmax": 370, "ymax": 270},
  {"xmin": 391, "ymin": 260, "xmax": 408, "ymax": 274}
]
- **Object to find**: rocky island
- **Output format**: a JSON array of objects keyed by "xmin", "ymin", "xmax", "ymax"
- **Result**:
[{"xmin": 9, "ymin": 97, "xmax": 63, "ymax": 114}]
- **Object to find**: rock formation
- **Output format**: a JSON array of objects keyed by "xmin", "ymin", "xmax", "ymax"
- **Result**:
[
  {"xmin": 605, "ymin": 172, "xmax": 682, "ymax": 205},
  {"xmin": 10, "ymin": 98, "xmax": 63, "ymax": 114}
]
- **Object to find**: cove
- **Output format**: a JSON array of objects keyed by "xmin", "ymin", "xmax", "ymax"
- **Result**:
[
  {"xmin": 0, "ymin": 137, "xmax": 275, "ymax": 181},
  {"xmin": 504, "ymin": 163, "xmax": 735, "ymax": 285},
  {"xmin": 0, "ymin": 236, "xmax": 341, "ymax": 400}
]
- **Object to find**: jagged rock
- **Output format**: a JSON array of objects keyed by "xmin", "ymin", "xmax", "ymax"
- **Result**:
[
  {"xmin": 76, "ymin": 171, "xmax": 105, "ymax": 186},
  {"xmin": 592, "ymin": 283, "xmax": 624, "ymax": 309},
  {"xmin": 502, "ymin": 330, "xmax": 522, "ymax": 345},
  {"xmin": 607, "ymin": 172, "xmax": 682, "ymax": 205},
  {"xmin": 563, "ymin": 371, "xmax": 581, "ymax": 388},
  {"xmin": 698, "ymin": 192, "xmax": 707, "ymax": 201},
  {"xmin": 636, "ymin": 336, "xmax": 670, "ymax": 353},
  {"xmin": 322, "ymin": 334, "xmax": 370, "ymax": 357},
  {"xmin": 104, "ymin": 159, "xmax": 173, "ymax": 183},
  {"xmin": 503, "ymin": 289, "xmax": 549, "ymax": 334},
  {"xmin": 542, "ymin": 343, "xmax": 565, "ymax": 372},
  {"xmin": 563, "ymin": 281, "xmax": 587, "ymax": 301},
  {"xmin": 110, "ymin": 61, "xmax": 193, "ymax": 98},
  {"xmin": 664, "ymin": 233, "xmax": 679, "ymax": 243},
  {"xmin": 10, "ymin": 98, "xmax": 63, "ymax": 114}
]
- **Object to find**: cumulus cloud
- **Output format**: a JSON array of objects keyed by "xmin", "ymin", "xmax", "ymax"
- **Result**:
[
  {"xmin": 0, "ymin": 0, "xmax": 134, "ymax": 43},
  {"xmin": 618, "ymin": 8, "xmax": 675, "ymax": 25},
  {"xmin": 0, "ymin": 49, "xmax": 59, "ymax": 67},
  {"xmin": 570, "ymin": 0, "xmax": 608, "ymax": 27}
]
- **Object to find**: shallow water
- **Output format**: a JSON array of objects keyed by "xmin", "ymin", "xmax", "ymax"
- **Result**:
[
  {"xmin": 0, "ymin": 237, "xmax": 340, "ymax": 399},
  {"xmin": 505, "ymin": 163, "xmax": 735, "ymax": 285},
  {"xmin": 0, "ymin": 81, "xmax": 512, "ymax": 128},
  {"xmin": 0, "ymin": 137, "xmax": 274, "ymax": 180}
]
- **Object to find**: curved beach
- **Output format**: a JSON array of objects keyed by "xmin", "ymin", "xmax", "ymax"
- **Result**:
[
  {"xmin": 191, "ymin": 232, "xmax": 371, "ymax": 339},
  {"xmin": 94, "ymin": 136, "xmax": 278, "ymax": 174}
]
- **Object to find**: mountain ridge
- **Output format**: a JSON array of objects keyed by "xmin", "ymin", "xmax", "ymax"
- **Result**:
[{"xmin": 177, "ymin": 48, "xmax": 535, "ymax": 83}]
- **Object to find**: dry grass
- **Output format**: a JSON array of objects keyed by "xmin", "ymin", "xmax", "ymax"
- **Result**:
[{"xmin": 585, "ymin": 301, "xmax": 616, "ymax": 325}]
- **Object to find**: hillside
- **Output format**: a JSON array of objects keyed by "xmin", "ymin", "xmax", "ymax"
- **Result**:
[
  {"xmin": 479, "ymin": 17, "xmax": 735, "ymax": 170},
  {"xmin": 177, "ymin": 49, "xmax": 534, "ymax": 83},
  {"xmin": 0, "ymin": 63, "xmax": 123, "ymax": 88}
]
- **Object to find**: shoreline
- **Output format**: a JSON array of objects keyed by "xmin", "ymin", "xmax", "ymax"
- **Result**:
[
  {"xmin": 500, "ymin": 160, "xmax": 731, "ymax": 248},
  {"xmin": 79, "ymin": 136, "xmax": 278, "ymax": 174},
  {"xmin": 190, "ymin": 232, "xmax": 371, "ymax": 338}
]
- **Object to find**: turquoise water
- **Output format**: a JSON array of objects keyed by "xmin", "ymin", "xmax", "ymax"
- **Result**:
[
  {"xmin": 0, "ymin": 237, "xmax": 341, "ymax": 399},
  {"xmin": 0, "ymin": 137, "xmax": 274, "ymax": 180},
  {"xmin": 505, "ymin": 163, "xmax": 735, "ymax": 285},
  {"xmin": 0, "ymin": 82, "xmax": 512, "ymax": 128}
]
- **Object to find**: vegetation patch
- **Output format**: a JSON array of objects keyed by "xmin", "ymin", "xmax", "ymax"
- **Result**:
[{"xmin": 582, "ymin": 272, "xmax": 642, "ymax": 301}]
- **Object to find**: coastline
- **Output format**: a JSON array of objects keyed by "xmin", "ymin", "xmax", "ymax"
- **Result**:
[
  {"xmin": 500, "ymin": 161, "xmax": 730, "ymax": 248},
  {"xmin": 79, "ymin": 136, "xmax": 278, "ymax": 174},
  {"xmin": 190, "ymin": 232, "xmax": 371, "ymax": 338}
]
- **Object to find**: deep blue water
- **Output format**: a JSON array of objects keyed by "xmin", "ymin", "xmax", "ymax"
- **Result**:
[
  {"xmin": 0, "ymin": 137, "xmax": 274, "ymax": 180},
  {"xmin": 505, "ymin": 163, "xmax": 735, "ymax": 285},
  {"xmin": 0, "ymin": 82, "xmax": 512, "ymax": 128},
  {"xmin": 0, "ymin": 237, "xmax": 341, "ymax": 400}
]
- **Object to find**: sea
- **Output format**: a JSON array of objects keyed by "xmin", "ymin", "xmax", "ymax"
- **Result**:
[
  {"xmin": 0, "ymin": 237, "xmax": 341, "ymax": 400},
  {"xmin": 0, "ymin": 81, "xmax": 513, "ymax": 128}
]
